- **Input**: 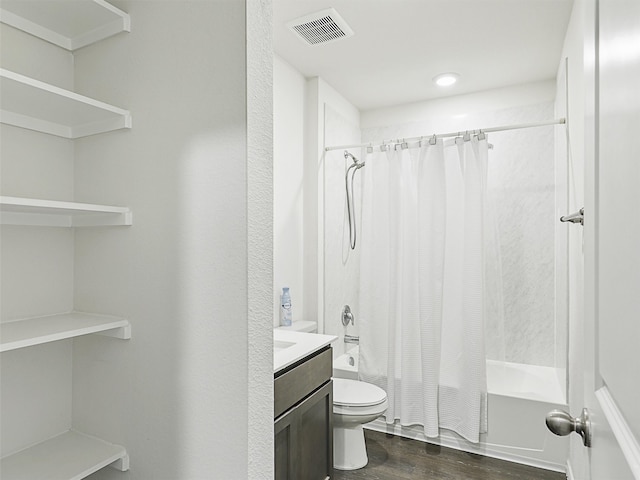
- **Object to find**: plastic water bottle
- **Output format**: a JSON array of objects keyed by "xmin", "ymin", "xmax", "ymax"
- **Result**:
[{"xmin": 280, "ymin": 287, "xmax": 292, "ymax": 326}]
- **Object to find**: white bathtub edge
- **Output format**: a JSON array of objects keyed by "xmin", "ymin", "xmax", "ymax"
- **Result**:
[
  {"xmin": 365, "ymin": 419, "xmax": 567, "ymax": 474},
  {"xmin": 335, "ymin": 349, "xmax": 567, "ymax": 405}
]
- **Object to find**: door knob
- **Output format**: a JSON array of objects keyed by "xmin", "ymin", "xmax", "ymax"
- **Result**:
[{"xmin": 545, "ymin": 408, "xmax": 591, "ymax": 447}]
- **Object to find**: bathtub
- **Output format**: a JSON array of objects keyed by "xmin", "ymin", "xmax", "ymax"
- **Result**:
[{"xmin": 333, "ymin": 346, "xmax": 569, "ymax": 472}]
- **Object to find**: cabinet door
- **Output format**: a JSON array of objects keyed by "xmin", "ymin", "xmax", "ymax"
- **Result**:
[
  {"xmin": 298, "ymin": 380, "xmax": 333, "ymax": 480},
  {"xmin": 275, "ymin": 407, "xmax": 298, "ymax": 480},
  {"xmin": 274, "ymin": 380, "xmax": 334, "ymax": 480}
]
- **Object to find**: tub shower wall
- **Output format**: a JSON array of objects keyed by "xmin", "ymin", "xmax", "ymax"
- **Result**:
[{"xmin": 334, "ymin": 347, "xmax": 568, "ymax": 471}]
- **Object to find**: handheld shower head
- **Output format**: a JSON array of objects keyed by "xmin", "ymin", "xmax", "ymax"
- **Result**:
[{"xmin": 344, "ymin": 150, "xmax": 365, "ymax": 250}]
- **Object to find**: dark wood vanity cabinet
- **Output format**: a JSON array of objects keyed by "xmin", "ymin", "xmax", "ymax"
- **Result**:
[{"xmin": 274, "ymin": 346, "xmax": 333, "ymax": 480}]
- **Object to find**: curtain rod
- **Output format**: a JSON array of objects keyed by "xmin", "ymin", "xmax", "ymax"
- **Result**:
[{"xmin": 324, "ymin": 117, "xmax": 566, "ymax": 152}]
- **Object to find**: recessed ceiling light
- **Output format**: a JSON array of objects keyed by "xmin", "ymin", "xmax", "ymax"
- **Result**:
[{"xmin": 433, "ymin": 73, "xmax": 459, "ymax": 87}]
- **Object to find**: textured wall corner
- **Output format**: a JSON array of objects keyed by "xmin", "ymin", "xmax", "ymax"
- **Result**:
[{"xmin": 247, "ymin": 0, "xmax": 274, "ymax": 478}]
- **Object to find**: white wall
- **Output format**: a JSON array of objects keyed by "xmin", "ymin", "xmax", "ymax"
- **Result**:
[
  {"xmin": 362, "ymin": 81, "xmax": 556, "ymax": 129},
  {"xmin": 272, "ymin": 62, "xmax": 362, "ymax": 341},
  {"xmin": 0, "ymin": 24, "xmax": 75, "ymax": 457},
  {"xmin": 1, "ymin": 1, "xmax": 273, "ymax": 478},
  {"xmin": 72, "ymin": 1, "xmax": 272, "ymax": 477},
  {"xmin": 273, "ymin": 55, "xmax": 305, "ymax": 326},
  {"xmin": 246, "ymin": 1, "xmax": 274, "ymax": 476}
]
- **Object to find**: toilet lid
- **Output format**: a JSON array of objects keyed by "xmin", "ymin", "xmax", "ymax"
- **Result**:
[{"xmin": 333, "ymin": 378, "xmax": 387, "ymax": 407}]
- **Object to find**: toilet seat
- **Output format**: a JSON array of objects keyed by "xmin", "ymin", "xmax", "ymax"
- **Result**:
[
  {"xmin": 333, "ymin": 400, "xmax": 388, "ymax": 417},
  {"xmin": 333, "ymin": 378, "xmax": 387, "ymax": 407}
]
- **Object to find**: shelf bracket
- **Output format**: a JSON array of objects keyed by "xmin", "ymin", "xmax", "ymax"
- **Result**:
[
  {"xmin": 96, "ymin": 323, "xmax": 132, "ymax": 340},
  {"xmin": 109, "ymin": 454, "xmax": 130, "ymax": 472}
]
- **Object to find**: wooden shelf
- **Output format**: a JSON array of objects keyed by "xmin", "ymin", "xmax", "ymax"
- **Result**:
[
  {"xmin": 0, "ymin": 69, "xmax": 132, "ymax": 138},
  {"xmin": 0, "ymin": 312, "xmax": 131, "ymax": 353},
  {"xmin": 0, "ymin": 0, "xmax": 130, "ymax": 51},
  {"xmin": 0, "ymin": 430, "xmax": 129, "ymax": 480},
  {"xmin": 0, "ymin": 196, "xmax": 133, "ymax": 227}
]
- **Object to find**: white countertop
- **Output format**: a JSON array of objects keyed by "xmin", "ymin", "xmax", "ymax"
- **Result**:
[{"xmin": 274, "ymin": 329, "xmax": 337, "ymax": 374}]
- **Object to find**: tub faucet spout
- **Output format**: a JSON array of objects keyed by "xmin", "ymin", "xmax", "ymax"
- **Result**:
[{"xmin": 344, "ymin": 334, "xmax": 359, "ymax": 345}]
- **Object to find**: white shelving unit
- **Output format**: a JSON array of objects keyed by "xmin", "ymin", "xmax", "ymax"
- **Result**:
[
  {"xmin": 0, "ymin": 196, "xmax": 133, "ymax": 227},
  {"xmin": 0, "ymin": 430, "xmax": 129, "ymax": 480},
  {"xmin": 0, "ymin": 0, "xmax": 130, "ymax": 51},
  {"xmin": 1, "ymin": 1, "xmax": 132, "ymax": 477},
  {"xmin": 0, "ymin": 69, "xmax": 132, "ymax": 138},
  {"xmin": 1, "ymin": 312, "xmax": 131, "ymax": 353}
]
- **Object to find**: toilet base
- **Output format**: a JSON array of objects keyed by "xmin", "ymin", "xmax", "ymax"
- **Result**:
[{"xmin": 333, "ymin": 424, "xmax": 368, "ymax": 470}]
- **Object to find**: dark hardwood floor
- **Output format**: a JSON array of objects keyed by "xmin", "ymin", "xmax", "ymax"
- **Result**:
[{"xmin": 333, "ymin": 430, "xmax": 566, "ymax": 480}]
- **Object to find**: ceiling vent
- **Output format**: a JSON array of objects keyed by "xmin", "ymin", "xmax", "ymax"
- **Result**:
[{"xmin": 287, "ymin": 8, "xmax": 354, "ymax": 46}]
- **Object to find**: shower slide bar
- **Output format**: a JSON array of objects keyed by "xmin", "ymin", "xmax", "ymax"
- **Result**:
[{"xmin": 324, "ymin": 118, "xmax": 566, "ymax": 152}]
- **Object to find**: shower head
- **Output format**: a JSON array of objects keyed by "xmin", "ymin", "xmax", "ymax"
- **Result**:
[{"xmin": 344, "ymin": 150, "xmax": 358, "ymax": 164}]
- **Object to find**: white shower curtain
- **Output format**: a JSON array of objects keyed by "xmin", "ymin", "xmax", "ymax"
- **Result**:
[{"xmin": 358, "ymin": 135, "xmax": 490, "ymax": 443}]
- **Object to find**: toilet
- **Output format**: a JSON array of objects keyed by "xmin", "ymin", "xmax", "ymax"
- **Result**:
[
  {"xmin": 277, "ymin": 322, "xmax": 387, "ymax": 470},
  {"xmin": 332, "ymin": 377, "xmax": 388, "ymax": 470}
]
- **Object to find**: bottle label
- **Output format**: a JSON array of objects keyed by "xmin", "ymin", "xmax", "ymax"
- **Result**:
[{"xmin": 280, "ymin": 297, "xmax": 292, "ymax": 326}]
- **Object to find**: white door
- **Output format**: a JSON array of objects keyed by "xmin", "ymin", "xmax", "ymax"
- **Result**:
[{"xmin": 582, "ymin": 0, "xmax": 640, "ymax": 478}]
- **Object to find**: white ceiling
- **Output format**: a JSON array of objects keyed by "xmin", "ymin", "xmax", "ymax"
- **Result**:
[{"xmin": 273, "ymin": 0, "xmax": 574, "ymax": 111}]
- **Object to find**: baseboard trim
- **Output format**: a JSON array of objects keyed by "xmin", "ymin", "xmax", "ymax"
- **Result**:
[
  {"xmin": 596, "ymin": 386, "xmax": 640, "ymax": 478},
  {"xmin": 365, "ymin": 419, "xmax": 566, "ymax": 474}
]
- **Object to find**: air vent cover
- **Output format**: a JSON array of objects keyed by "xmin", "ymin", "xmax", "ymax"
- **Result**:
[{"xmin": 287, "ymin": 8, "xmax": 354, "ymax": 46}]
